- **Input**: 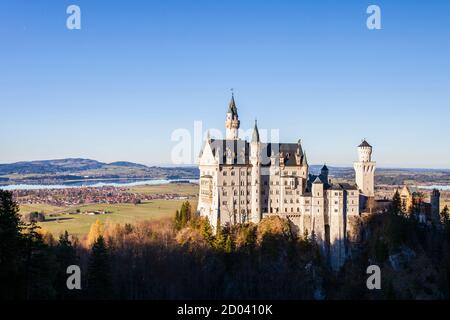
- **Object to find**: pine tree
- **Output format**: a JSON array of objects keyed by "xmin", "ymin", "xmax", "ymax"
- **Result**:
[
  {"xmin": 54, "ymin": 231, "xmax": 78, "ymax": 299},
  {"xmin": 199, "ymin": 218, "xmax": 214, "ymax": 246},
  {"xmin": 22, "ymin": 222, "xmax": 57, "ymax": 299},
  {"xmin": 174, "ymin": 209, "xmax": 181, "ymax": 230},
  {"xmin": 0, "ymin": 190, "xmax": 23, "ymax": 299},
  {"xmin": 224, "ymin": 235, "xmax": 233, "ymax": 253},
  {"xmin": 214, "ymin": 226, "xmax": 227, "ymax": 250},
  {"xmin": 87, "ymin": 235, "xmax": 112, "ymax": 299},
  {"xmin": 391, "ymin": 191, "xmax": 402, "ymax": 216}
]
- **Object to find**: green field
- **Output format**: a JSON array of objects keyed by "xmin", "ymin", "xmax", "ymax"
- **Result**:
[
  {"xmin": 126, "ymin": 183, "xmax": 199, "ymax": 195},
  {"xmin": 23, "ymin": 199, "xmax": 197, "ymax": 237},
  {"xmin": 18, "ymin": 184, "xmax": 199, "ymax": 237}
]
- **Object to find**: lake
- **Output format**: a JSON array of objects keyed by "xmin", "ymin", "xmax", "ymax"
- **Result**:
[
  {"xmin": 418, "ymin": 185, "xmax": 450, "ymax": 191},
  {"xmin": 0, "ymin": 178, "xmax": 199, "ymax": 191}
]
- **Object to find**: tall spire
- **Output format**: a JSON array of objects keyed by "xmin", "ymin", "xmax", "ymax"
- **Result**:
[
  {"xmin": 225, "ymin": 90, "xmax": 240, "ymax": 140},
  {"xmin": 228, "ymin": 93, "xmax": 238, "ymax": 117},
  {"xmin": 252, "ymin": 119, "xmax": 260, "ymax": 143}
]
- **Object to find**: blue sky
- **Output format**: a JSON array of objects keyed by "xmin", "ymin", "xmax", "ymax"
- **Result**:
[{"xmin": 0, "ymin": 0, "xmax": 449, "ymax": 168}]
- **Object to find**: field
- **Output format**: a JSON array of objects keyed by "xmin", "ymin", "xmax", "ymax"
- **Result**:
[{"xmin": 18, "ymin": 184, "xmax": 198, "ymax": 237}]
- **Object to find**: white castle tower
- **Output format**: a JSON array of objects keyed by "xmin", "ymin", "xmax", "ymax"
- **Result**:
[
  {"xmin": 353, "ymin": 140, "xmax": 376, "ymax": 197},
  {"xmin": 250, "ymin": 120, "xmax": 262, "ymax": 223},
  {"xmin": 225, "ymin": 93, "xmax": 240, "ymax": 140}
]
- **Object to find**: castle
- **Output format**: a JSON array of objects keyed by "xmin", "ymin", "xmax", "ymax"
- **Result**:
[{"xmin": 197, "ymin": 95, "xmax": 375, "ymax": 270}]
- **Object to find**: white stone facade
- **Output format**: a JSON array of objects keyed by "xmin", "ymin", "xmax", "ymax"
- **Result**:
[{"xmin": 197, "ymin": 96, "xmax": 375, "ymax": 270}]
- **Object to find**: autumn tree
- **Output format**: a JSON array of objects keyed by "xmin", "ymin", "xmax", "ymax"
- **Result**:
[
  {"xmin": 87, "ymin": 219, "xmax": 104, "ymax": 246},
  {"xmin": 441, "ymin": 206, "xmax": 449, "ymax": 223}
]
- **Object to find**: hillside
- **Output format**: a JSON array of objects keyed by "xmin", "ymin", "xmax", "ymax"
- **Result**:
[{"xmin": 0, "ymin": 159, "xmax": 199, "ymax": 185}]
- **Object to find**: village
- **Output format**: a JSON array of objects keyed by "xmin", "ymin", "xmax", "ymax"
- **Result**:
[{"xmin": 12, "ymin": 186, "xmax": 190, "ymax": 207}]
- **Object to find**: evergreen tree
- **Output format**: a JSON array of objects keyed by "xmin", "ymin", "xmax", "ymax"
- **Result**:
[
  {"xmin": 22, "ymin": 222, "xmax": 57, "ymax": 299},
  {"xmin": 391, "ymin": 191, "xmax": 402, "ymax": 216},
  {"xmin": 54, "ymin": 231, "xmax": 78, "ymax": 299},
  {"xmin": 87, "ymin": 235, "xmax": 112, "ymax": 299},
  {"xmin": 214, "ymin": 226, "xmax": 227, "ymax": 250},
  {"xmin": 0, "ymin": 190, "xmax": 23, "ymax": 299},
  {"xmin": 224, "ymin": 235, "xmax": 233, "ymax": 253},
  {"xmin": 199, "ymin": 218, "xmax": 214, "ymax": 246},
  {"xmin": 174, "ymin": 209, "xmax": 181, "ymax": 230}
]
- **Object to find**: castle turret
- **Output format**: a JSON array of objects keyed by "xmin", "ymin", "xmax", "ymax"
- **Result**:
[
  {"xmin": 225, "ymin": 93, "xmax": 240, "ymax": 140},
  {"xmin": 321, "ymin": 164, "xmax": 329, "ymax": 183},
  {"xmin": 250, "ymin": 120, "xmax": 261, "ymax": 223},
  {"xmin": 353, "ymin": 139, "xmax": 376, "ymax": 197},
  {"xmin": 431, "ymin": 189, "xmax": 441, "ymax": 224}
]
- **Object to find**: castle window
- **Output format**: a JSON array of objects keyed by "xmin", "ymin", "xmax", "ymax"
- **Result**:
[
  {"xmin": 334, "ymin": 209, "xmax": 338, "ymax": 213},
  {"xmin": 285, "ymin": 208, "xmax": 287, "ymax": 213},
  {"xmin": 231, "ymin": 171, "xmax": 235, "ymax": 176},
  {"xmin": 223, "ymin": 171, "xmax": 227, "ymax": 176},
  {"xmin": 291, "ymin": 208, "xmax": 294, "ymax": 213},
  {"xmin": 334, "ymin": 201, "xmax": 338, "ymax": 205},
  {"xmin": 222, "ymin": 201, "xmax": 227, "ymax": 205},
  {"xmin": 223, "ymin": 191, "xmax": 227, "ymax": 196},
  {"xmin": 224, "ymin": 182, "xmax": 227, "ymax": 186},
  {"xmin": 297, "ymin": 207, "xmax": 300, "ymax": 212}
]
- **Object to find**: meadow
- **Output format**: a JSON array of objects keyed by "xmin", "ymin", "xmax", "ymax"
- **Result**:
[{"xmin": 18, "ymin": 184, "xmax": 198, "ymax": 237}]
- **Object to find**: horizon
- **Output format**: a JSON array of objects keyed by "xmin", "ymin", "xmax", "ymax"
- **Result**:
[
  {"xmin": 1, "ymin": 1, "xmax": 450, "ymax": 168},
  {"xmin": 1, "ymin": 157, "xmax": 450, "ymax": 172}
]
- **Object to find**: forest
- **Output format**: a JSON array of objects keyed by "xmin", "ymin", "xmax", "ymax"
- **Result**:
[{"xmin": 1, "ymin": 189, "xmax": 450, "ymax": 300}]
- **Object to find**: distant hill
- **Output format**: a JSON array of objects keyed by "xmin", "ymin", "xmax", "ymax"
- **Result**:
[
  {"xmin": 0, "ymin": 158, "xmax": 104, "ymax": 175},
  {"xmin": 1, "ymin": 159, "xmax": 449, "ymax": 186},
  {"xmin": 0, "ymin": 158, "xmax": 199, "ymax": 185}
]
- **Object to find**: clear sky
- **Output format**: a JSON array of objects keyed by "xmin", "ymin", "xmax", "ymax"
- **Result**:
[{"xmin": 1, "ymin": 0, "xmax": 449, "ymax": 168}]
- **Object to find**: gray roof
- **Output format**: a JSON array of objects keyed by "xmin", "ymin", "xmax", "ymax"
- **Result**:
[
  {"xmin": 227, "ymin": 95, "xmax": 238, "ymax": 117},
  {"xmin": 251, "ymin": 120, "xmax": 260, "ymax": 143},
  {"xmin": 358, "ymin": 140, "xmax": 372, "ymax": 148},
  {"xmin": 313, "ymin": 176, "xmax": 323, "ymax": 184},
  {"xmin": 206, "ymin": 139, "xmax": 306, "ymax": 167}
]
